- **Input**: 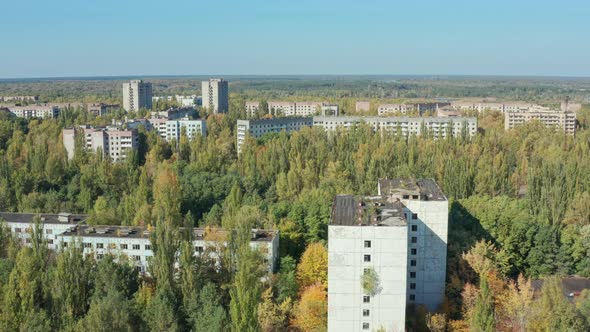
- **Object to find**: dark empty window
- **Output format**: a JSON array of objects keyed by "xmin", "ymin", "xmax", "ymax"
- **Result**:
[
  {"xmin": 411, "ymin": 225, "xmax": 418, "ymax": 232},
  {"xmin": 364, "ymin": 240, "xmax": 371, "ymax": 248},
  {"xmin": 96, "ymin": 243, "xmax": 103, "ymax": 249},
  {"xmin": 411, "ymin": 248, "xmax": 417, "ymax": 255},
  {"xmin": 362, "ymin": 322, "xmax": 370, "ymax": 330},
  {"xmin": 363, "ymin": 296, "xmax": 370, "ymax": 303},
  {"xmin": 412, "ymin": 213, "xmax": 418, "ymax": 220},
  {"xmin": 120, "ymin": 244, "xmax": 128, "ymax": 249},
  {"xmin": 412, "ymin": 195, "xmax": 419, "ymax": 199},
  {"xmin": 409, "ymin": 294, "xmax": 415, "ymax": 301},
  {"xmin": 363, "ymin": 255, "xmax": 371, "ymax": 262},
  {"xmin": 410, "ymin": 283, "xmax": 416, "ymax": 290},
  {"xmin": 363, "ymin": 309, "xmax": 370, "ymax": 317},
  {"xmin": 402, "ymin": 195, "xmax": 409, "ymax": 199},
  {"xmin": 411, "ymin": 260, "xmax": 417, "ymax": 266},
  {"xmin": 411, "ymin": 237, "xmax": 417, "ymax": 243},
  {"xmin": 410, "ymin": 272, "xmax": 416, "ymax": 278}
]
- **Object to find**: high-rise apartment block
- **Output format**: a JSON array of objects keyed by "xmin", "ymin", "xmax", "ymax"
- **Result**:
[
  {"xmin": 236, "ymin": 117, "xmax": 313, "ymax": 153},
  {"xmin": 202, "ymin": 78, "xmax": 229, "ymax": 113},
  {"xmin": 148, "ymin": 118, "xmax": 207, "ymax": 141},
  {"xmin": 122, "ymin": 80, "xmax": 153, "ymax": 111},
  {"xmin": 328, "ymin": 179, "xmax": 448, "ymax": 332},
  {"xmin": 0, "ymin": 212, "xmax": 279, "ymax": 274},
  {"xmin": 63, "ymin": 126, "xmax": 139, "ymax": 162}
]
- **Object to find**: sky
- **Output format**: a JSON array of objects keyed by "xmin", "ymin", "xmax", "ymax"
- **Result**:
[{"xmin": 1, "ymin": 0, "xmax": 590, "ymax": 78}]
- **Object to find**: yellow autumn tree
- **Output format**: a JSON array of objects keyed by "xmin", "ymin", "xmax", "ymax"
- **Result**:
[
  {"xmin": 293, "ymin": 283, "xmax": 327, "ymax": 332},
  {"xmin": 296, "ymin": 243, "xmax": 328, "ymax": 289}
]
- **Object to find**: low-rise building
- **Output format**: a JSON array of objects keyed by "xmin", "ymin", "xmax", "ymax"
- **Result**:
[
  {"xmin": 377, "ymin": 104, "xmax": 416, "ymax": 115},
  {"xmin": 236, "ymin": 117, "xmax": 313, "ymax": 153},
  {"xmin": 313, "ymin": 116, "xmax": 477, "ymax": 138},
  {"xmin": 88, "ymin": 103, "xmax": 120, "ymax": 116},
  {"xmin": 356, "ymin": 101, "xmax": 371, "ymax": 113},
  {"xmin": 265, "ymin": 101, "xmax": 338, "ymax": 116},
  {"xmin": 150, "ymin": 107, "xmax": 195, "ymax": 120},
  {"xmin": 62, "ymin": 126, "xmax": 139, "ymax": 162},
  {"xmin": 8, "ymin": 105, "xmax": 60, "ymax": 119},
  {"xmin": 504, "ymin": 110, "xmax": 576, "ymax": 135},
  {"xmin": 0, "ymin": 95, "xmax": 38, "ymax": 102},
  {"xmin": 0, "ymin": 212, "xmax": 279, "ymax": 274}
]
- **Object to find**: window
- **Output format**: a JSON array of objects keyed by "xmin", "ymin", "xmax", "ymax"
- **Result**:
[
  {"xmin": 363, "ymin": 309, "xmax": 370, "ymax": 317},
  {"xmin": 409, "ymin": 294, "xmax": 416, "ymax": 301},
  {"xmin": 145, "ymin": 244, "xmax": 151, "ymax": 250},
  {"xmin": 411, "ymin": 237, "xmax": 417, "ymax": 243},
  {"xmin": 363, "ymin": 254, "xmax": 371, "ymax": 262},
  {"xmin": 134, "ymin": 255, "xmax": 141, "ymax": 261},
  {"xmin": 96, "ymin": 243, "xmax": 104, "ymax": 249},
  {"xmin": 195, "ymin": 246, "xmax": 204, "ymax": 253},
  {"xmin": 410, "ymin": 283, "xmax": 416, "ymax": 290},
  {"xmin": 46, "ymin": 229, "xmax": 53, "ymax": 234},
  {"xmin": 63, "ymin": 242, "xmax": 68, "ymax": 247},
  {"xmin": 411, "ymin": 225, "xmax": 418, "ymax": 232},
  {"xmin": 411, "ymin": 260, "xmax": 417, "ymax": 266},
  {"xmin": 412, "ymin": 213, "xmax": 418, "ymax": 220},
  {"xmin": 412, "ymin": 195, "xmax": 419, "ymax": 199},
  {"xmin": 48, "ymin": 239, "xmax": 54, "ymax": 244},
  {"xmin": 362, "ymin": 322, "xmax": 370, "ymax": 330},
  {"xmin": 97, "ymin": 254, "xmax": 104, "ymax": 259},
  {"xmin": 363, "ymin": 296, "xmax": 370, "ymax": 303},
  {"xmin": 410, "ymin": 272, "xmax": 416, "ymax": 278},
  {"xmin": 402, "ymin": 195, "xmax": 409, "ymax": 199},
  {"xmin": 135, "ymin": 266, "xmax": 143, "ymax": 273},
  {"xmin": 15, "ymin": 228, "xmax": 21, "ymax": 233},
  {"xmin": 121, "ymin": 244, "xmax": 128, "ymax": 250},
  {"xmin": 84, "ymin": 243, "xmax": 92, "ymax": 248},
  {"xmin": 132, "ymin": 244, "xmax": 140, "ymax": 250},
  {"xmin": 364, "ymin": 240, "xmax": 371, "ymax": 248},
  {"xmin": 411, "ymin": 248, "xmax": 417, "ymax": 255}
]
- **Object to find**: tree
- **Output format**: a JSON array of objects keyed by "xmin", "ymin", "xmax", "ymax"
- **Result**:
[
  {"xmin": 77, "ymin": 291, "xmax": 137, "ymax": 332},
  {"xmin": 470, "ymin": 276, "xmax": 495, "ymax": 332},
  {"xmin": 229, "ymin": 245, "xmax": 262, "ymax": 332},
  {"xmin": 257, "ymin": 288, "xmax": 292, "ymax": 332},
  {"xmin": 189, "ymin": 282, "xmax": 229, "ymax": 332},
  {"xmin": 276, "ymin": 256, "xmax": 299, "ymax": 304},
  {"xmin": 293, "ymin": 283, "xmax": 327, "ymax": 332},
  {"xmin": 296, "ymin": 243, "xmax": 328, "ymax": 289},
  {"xmin": 532, "ymin": 276, "xmax": 588, "ymax": 332}
]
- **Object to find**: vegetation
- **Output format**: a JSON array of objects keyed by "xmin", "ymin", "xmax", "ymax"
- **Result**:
[{"xmin": 0, "ymin": 79, "xmax": 590, "ymax": 330}]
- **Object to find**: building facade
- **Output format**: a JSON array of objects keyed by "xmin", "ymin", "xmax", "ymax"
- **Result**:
[
  {"xmin": 164, "ymin": 118, "xmax": 207, "ymax": 141},
  {"xmin": 7, "ymin": 105, "xmax": 59, "ymax": 119},
  {"xmin": 265, "ymin": 101, "xmax": 338, "ymax": 117},
  {"xmin": 356, "ymin": 101, "xmax": 371, "ymax": 113},
  {"xmin": 377, "ymin": 104, "xmax": 416, "ymax": 115},
  {"xmin": 0, "ymin": 212, "xmax": 279, "ymax": 274},
  {"xmin": 504, "ymin": 110, "xmax": 576, "ymax": 135},
  {"xmin": 313, "ymin": 116, "xmax": 477, "ymax": 138},
  {"xmin": 202, "ymin": 78, "xmax": 229, "ymax": 114},
  {"xmin": 122, "ymin": 80, "xmax": 153, "ymax": 111},
  {"xmin": 236, "ymin": 117, "xmax": 313, "ymax": 153},
  {"xmin": 63, "ymin": 126, "xmax": 139, "ymax": 162},
  {"xmin": 328, "ymin": 179, "xmax": 449, "ymax": 332}
]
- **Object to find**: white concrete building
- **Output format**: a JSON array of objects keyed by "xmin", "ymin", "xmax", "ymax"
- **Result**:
[
  {"xmin": 328, "ymin": 179, "xmax": 449, "ymax": 332},
  {"xmin": 164, "ymin": 118, "xmax": 207, "ymax": 141},
  {"xmin": 202, "ymin": 78, "xmax": 229, "ymax": 114},
  {"xmin": 236, "ymin": 117, "xmax": 313, "ymax": 153},
  {"xmin": 122, "ymin": 80, "xmax": 153, "ymax": 111},
  {"xmin": 62, "ymin": 126, "xmax": 139, "ymax": 162},
  {"xmin": 505, "ymin": 110, "xmax": 576, "ymax": 135},
  {"xmin": 329, "ymin": 196, "xmax": 408, "ymax": 332},
  {"xmin": 7, "ymin": 105, "xmax": 59, "ymax": 119},
  {"xmin": 0, "ymin": 212, "xmax": 279, "ymax": 274},
  {"xmin": 245, "ymin": 101, "xmax": 261, "ymax": 115},
  {"xmin": 378, "ymin": 104, "xmax": 416, "ymax": 115},
  {"xmin": 450, "ymin": 101, "xmax": 533, "ymax": 113},
  {"xmin": 313, "ymin": 116, "xmax": 477, "ymax": 139},
  {"xmin": 356, "ymin": 101, "xmax": 371, "ymax": 113}
]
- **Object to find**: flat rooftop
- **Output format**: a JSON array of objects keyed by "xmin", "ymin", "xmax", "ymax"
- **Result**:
[
  {"xmin": 330, "ymin": 195, "xmax": 406, "ymax": 227},
  {"xmin": 378, "ymin": 178, "xmax": 447, "ymax": 201},
  {"xmin": 0, "ymin": 212, "xmax": 87, "ymax": 225}
]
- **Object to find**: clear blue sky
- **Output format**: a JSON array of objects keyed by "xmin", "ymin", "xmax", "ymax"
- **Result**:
[{"xmin": 1, "ymin": 0, "xmax": 589, "ymax": 78}]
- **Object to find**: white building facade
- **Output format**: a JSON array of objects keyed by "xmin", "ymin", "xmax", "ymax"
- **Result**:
[
  {"xmin": 62, "ymin": 126, "xmax": 139, "ymax": 162},
  {"xmin": 236, "ymin": 117, "xmax": 313, "ymax": 153},
  {"xmin": 7, "ymin": 105, "xmax": 60, "ymax": 119}
]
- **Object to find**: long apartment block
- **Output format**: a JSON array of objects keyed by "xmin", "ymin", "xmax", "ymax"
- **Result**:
[
  {"xmin": 0, "ymin": 212, "xmax": 279, "ymax": 273},
  {"xmin": 148, "ymin": 117, "xmax": 207, "ymax": 141},
  {"xmin": 504, "ymin": 110, "xmax": 576, "ymax": 135},
  {"xmin": 328, "ymin": 179, "xmax": 448, "ymax": 332},
  {"xmin": 246, "ymin": 101, "xmax": 339, "ymax": 116},
  {"xmin": 6, "ymin": 105, "xmax": 60, "ymax": 119},
  {"xmin": 236, "ymin": 117, "xmax": 313, "ymax": 153}
]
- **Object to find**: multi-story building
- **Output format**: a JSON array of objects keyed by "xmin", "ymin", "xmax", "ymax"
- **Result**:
[
  {"xmin": 164, "ymin": 118, "xmax": 207, "ymax": 141},
  {"xmin": 377, "ymin": 104, "xmax": 416, "ymax": 115},
  {"xmin": 356, "ymin": 101, "xmax": 371, "ymax": 113},
  {"xmin": 245, "ymin": 101, "xmax": 261, "ymax": 115},
  {"xmin": 236, "ymin": 117, "xmax": 313, "ymax": 153},
  {"xmin": 268, "ymin": 101, "xmax": 296, "ymax": 116},
  {"xmin": 122, "ymin": 80, "xmax": 153, "ymax": 111},
  {"xmin": 328, "ymin": 179, "xmax": 448, "ymax": 332},
  {"xmin": 313, "ymin": 116, "xmax": 477, "ymax": 138},
  {"xmin": 266, "ymin": 101, "xmax": 338, "ymax": 116},
  {"xmin": 504, "ymin": 110, "xmax": 576, "ymax": 135},
  {"xmin": 202, "ymin": 78, "xmax": 229, "ymax": 114},
  {"xmin": 0, "ymin": 212, "xmax": 279, "ymax": 274},
  {"xmin": 450, "ymin": 101, "xmax": 533, "ymax": 113},
  {"xmin": 7, "ymin": 105, "xmax": 60, "ymax": 119},
  {"xmin": 62, "ymin": 126, "xmax": 139, "ymax": 162},
  {"xmin": 150, "ymin": 107, "xmax": 195, "ymax": 120},
  {"xmin": 0, "ymin": 95, "xmax": 38, "ymax": 102}
]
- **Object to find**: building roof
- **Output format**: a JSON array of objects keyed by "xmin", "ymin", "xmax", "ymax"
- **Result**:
[
  {"xmin": 330, "ymin": 195, "xmax": 406, "ymax": 227},
  {"xmin": 378, "ymin": 178, "xmax": 447, "ymax": 201},
  {"xmin": 0, "ymin": 212, "xmax": 87, "ymax": 225}
]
